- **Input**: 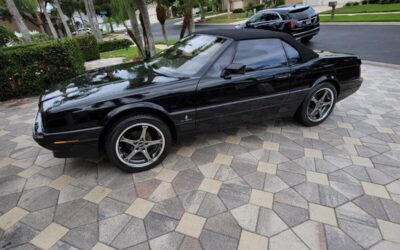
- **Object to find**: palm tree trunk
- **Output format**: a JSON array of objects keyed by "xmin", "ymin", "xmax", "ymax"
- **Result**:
[
  {"xmin": 35, "ymin": 13, "xmax": 46, "ymax": 33},
  {"xmin": 40, "ymin": 0, "xmax": 58, "ymax": 39},
  {"xmin": 199, "ymin": 2, "xmax": 205, "ymax": 21},
  {"xmin": 136, "ymin": 0, "xmax": 156, "ymax": 57},
  {"xmin": 180, "ymin": 0, "xmax": 194, "ymax": 38},
  {"xmin": 88, "ymin": 0, "xmax": 103, "ymax": 41},
  {"xmin": 127, "ymin": 9, "xmax": 144, "ymax": 57},
  {"xmin": 6, "ymin": 0, "xmax": 31, "ymax": 42},
  {"xmin": 161, "ymin": 24, "xmax": 168, "ymax": 45},
  {"xmin": 53, "ymin": 0, "xmax": 72, "ymax": 37}
]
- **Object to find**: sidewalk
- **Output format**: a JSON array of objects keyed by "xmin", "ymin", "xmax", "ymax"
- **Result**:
[{"xmin": 320, "ymin": 11, "xmax": 400, "ymax": 16}]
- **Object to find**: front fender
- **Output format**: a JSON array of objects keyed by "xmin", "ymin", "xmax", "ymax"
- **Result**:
[{"xmin": 103, "ymin": 102, "xmax": 171, "ymax": 127}]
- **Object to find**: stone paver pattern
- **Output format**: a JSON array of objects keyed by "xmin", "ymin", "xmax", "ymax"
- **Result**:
[{"xmin": 0, "ymin": 64, "xmax": 400, "ymax": 249}]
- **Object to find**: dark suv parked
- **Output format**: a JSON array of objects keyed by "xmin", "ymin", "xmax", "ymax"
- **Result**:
[{"xmin": 236, "ymin": 4, "xmax": 320, "ymax": 43}]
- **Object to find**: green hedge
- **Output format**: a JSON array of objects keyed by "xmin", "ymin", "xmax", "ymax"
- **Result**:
[
  {"xmin": 0, "ymin": 38, "xmax": 84, "ymax": 101},
  {"xmin": 73, "ymin": 34, "xmax": 100, "ymax": 61},
  {"xmin": 98, "ymin": 39, "xmax": 132, "ymax": 53}
]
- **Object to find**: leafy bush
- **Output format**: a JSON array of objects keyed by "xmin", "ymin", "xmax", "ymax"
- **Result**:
[
  {"xmin": 98, "ymin": 39, "xmax": 132, "ymax": 53},
  {"xmin": 73, "ymin": 34, "xmax": 100, "ymax": 61},
  {"xmin": 361, "ymin": 0, "xmax": 368, "ymax": 4},
  {"xmin": 345, "ymin": 1, "xmax": 354, "ymax": 6},
  {"xmin": 232, "ymin": 8, "xmax": 244, "ymax": 13},
  {"xmin": 0, "ymin": 26, "xmax": 17, "ymax": 47},
  {"xmin": 353, "ymin": 1, "xmax": 360, "ymax": 5},
  {"xmin": 0, "ymin": 39, "xmax": 84, "ymax": 101},
  {"xmin": 254, "ymin": 4, "xmax": 266, "ymax": 11}
]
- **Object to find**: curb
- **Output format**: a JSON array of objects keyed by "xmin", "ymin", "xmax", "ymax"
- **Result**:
[
  {"xmin": 363, "ymin": 60, "xmax": 400, "ymax": 69},
  {"xmin": 321, "ymin": 22, "xmax": 400, "ymax": 25}
]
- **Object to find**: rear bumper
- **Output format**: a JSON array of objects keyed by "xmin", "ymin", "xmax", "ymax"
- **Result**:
[
  {"xmin": 338, "ymin": 77, "xmax": 363, "ymax": 101},
  {"xmin": 33, "ymin": 112, "xmax": 102, "ymax": 158},
  {"xmin": 293, "ymin": 26, "xmax": 320, "ymax": 40}
]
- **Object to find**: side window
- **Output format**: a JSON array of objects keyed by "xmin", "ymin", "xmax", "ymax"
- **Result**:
[
  {"xmin": 282, "ymin": 41, "xmax": 301, "ymax": 65},
  {"xmin": 233, "ymin": 39, "xmax": 288, "ymax": 72},
  {"xmin": 206, "ymin": 44, "xmax": 235, "ymax": 77},
  {"xmin": 261, "ymin": 13, "xmax": 280, "ymax": 22}
]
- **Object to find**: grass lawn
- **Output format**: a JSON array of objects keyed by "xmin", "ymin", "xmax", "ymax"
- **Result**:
[
  {"xmin": 100, "ymin": 40, "xmax": 177, "ymax": 61},
  {"xmin": 100, "ymin": 46, "xmax": 139, "ymax": 61},
  {"xmin": 321, "ymin": 3, "xmax": 400, "ymax": 14},
  {"xmin": 202, "ymin": 12, "xmax": 248, "ymax": 23},
  {"xmin": 320, "ymin": 13, "xmax": 400, "ymax": 22}
]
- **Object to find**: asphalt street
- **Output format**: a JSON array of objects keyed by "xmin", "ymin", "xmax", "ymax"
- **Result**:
[{"xmin": 151, "ymin": 19, "xmax": 400, "ymax": 65}]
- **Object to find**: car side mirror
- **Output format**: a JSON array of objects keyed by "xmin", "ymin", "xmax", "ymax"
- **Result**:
[{"xmin": 221, "ymin": 63, "xmax": 246, "ymax": 79}]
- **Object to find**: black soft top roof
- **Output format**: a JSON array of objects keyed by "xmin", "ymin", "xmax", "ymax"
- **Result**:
[{"xmin": 196, "ymin": 29, "xmax": 318, "ymax": 62}]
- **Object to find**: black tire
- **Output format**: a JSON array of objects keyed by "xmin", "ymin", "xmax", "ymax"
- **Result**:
[
  {"xmin": 296, "ymin": 82, "xmax": 337, "ymax": 127},
  {"xmin": 105, "ymin": 114, "xmax": 172, "ymax": 173},
  {"xmin": 301, "ymin": 36, "xmax": 313, "ymax": 43}
]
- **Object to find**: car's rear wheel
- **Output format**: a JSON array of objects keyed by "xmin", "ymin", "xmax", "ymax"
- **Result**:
[
  {"xmin": 296, "ymin": 82, "xmax": 337, "ymax": 126},
  {"xmin": 301, "ymin": 36, "xmax": 313, "ymax": 43},
  {"xmin": 105, "ymin": 115, "xmax": 171, "ymax": 172}
]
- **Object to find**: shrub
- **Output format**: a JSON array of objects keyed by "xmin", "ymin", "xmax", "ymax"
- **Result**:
[
  {"xmin": 352, "ymin": 1, "xmax": 360, "ymax": 5},
  {"xmin": 254, "ymin": 4, "xmax": 266, "ymax": 11},
  {"xmin": 73, "ymin": 34, "xmax": 100, "ymax": 61},
  {"xmin": 0, "ymin": 38, "xmax": 85, "ymax": 101},
  {"xmin": 232, "ymin": 8, "xmax": 244, "ymax": 13},
  {"xmin": 361, "ymin": 0, "xmax": 368, "ymax": 4},
  {"xmin": 0, "ymin": 26, "xmax": 17, "ymax": 47},
  {"xmin": 345, "ymin": 2, "xmax": 354, "ymax": 6},
  {"xmin": 98, "ymin": 39, "xmax": 132, "ymax": 53}
]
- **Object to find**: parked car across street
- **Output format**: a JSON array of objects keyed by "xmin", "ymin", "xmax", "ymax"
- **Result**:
[
  {"xmin": 33, "ymin": 29, "xmax": 362, "ymax": 172},
  {"xmin": 236, "ymin": 4, "xmax": 320, "ymax": 43}
]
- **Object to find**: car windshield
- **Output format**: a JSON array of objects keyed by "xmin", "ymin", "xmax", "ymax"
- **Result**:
[{"xmin": 147, "ymin": 34, "xmax": 227, "ymax": 77}]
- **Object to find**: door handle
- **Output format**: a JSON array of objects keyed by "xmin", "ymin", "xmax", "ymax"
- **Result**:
[{"xmin": 274, "ymin": 73, "xmax": 291, "ymax": 80}]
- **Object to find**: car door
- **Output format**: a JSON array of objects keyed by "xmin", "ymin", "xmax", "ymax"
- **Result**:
[
  {"xmin": 254, "ymin": 12, "xmax": 282, "ymax": 31},
  {"xmin": 196, "ymin": 38, "xmax": 292, "ymax": 131}
]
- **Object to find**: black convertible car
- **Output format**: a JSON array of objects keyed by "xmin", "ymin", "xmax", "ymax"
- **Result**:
[
  {"xmin": 236, "ymin": 4, "xmax": 320, "ymax": 43},
  {"xmin": 33, "ymin": 29, "xmax": 362, "ymax": 172}
]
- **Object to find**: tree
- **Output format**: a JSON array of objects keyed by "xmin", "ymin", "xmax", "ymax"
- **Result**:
[
  {"xmin": 53, "ymin": 0, "xmax": 72, "ymax": 37},
  {"xmin": 155, "ymin": 0, "xmax": 167, "ymax": 45},
  {"xmin": 111, "ymin": 0, "xmax": 144, "ymax": 57},
  {"xmin": 39, "ymin": 0, "xmax": 58, "ymax": 38},
  {"xmin": 196, "ymin": 0, "xmax": 207, "ymax": 21},
  {"xmin": 179, "ymin": 0, "xmax": 194, "ymax": 39},
  {"xmin": 5, "ymin": 0, "xmax": 32, "ymax": 42},
  {"xmin": 136, "ymin": 0, "xmax": 155, "ymax": 57},
  {"xmin": 84, "ymin": 0, "xmax": 102, "ymax": 41}
]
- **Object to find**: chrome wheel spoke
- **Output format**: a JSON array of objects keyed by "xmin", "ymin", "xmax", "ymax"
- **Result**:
[
  {"xmin": 120, "ymin": 136, "xmax": 137, "ymax": 145},
  {"xmin": 142, "ymin": 149, "xmax": 152, "ymax": 161},
  {"xmin": 145, "ymin": 139, "xmax": 163, "ymax": 146},
  {"xmin": 310, "ymin": 107, "xmax": 319, "ymax": 117},
  {"xmin": 311, "ymin": 96, "xmax": 318, "ymax": 103},
  {"xmin": 139, "ymin": 125, "xmax": 148, "ymax": 140},
  {"xmin": 125, "ymin": 149, "xmax": 139, "ymax": 161},
  {"xmin": 321, "ymin": 101, "xmax": 331, "ymax": 107},
  {"xmin": 307, "ymin": 88, "xmax": 334, "ymax": 122}
]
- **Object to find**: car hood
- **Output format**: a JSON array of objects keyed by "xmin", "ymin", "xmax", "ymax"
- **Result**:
[{"xmin": 40, "ymin": 62, "xmax": 180, "ymax": 110}]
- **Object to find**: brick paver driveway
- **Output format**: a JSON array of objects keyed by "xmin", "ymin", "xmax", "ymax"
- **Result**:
[{"xmin": 1, "ymin": 63, "xmax": 400, "ymax": 250}]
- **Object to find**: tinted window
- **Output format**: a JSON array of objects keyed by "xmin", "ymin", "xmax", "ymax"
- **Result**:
[
  {"xmin": 260, "ymin": 13, "xmax": 280, "ymax": 22},
  {"xmin": 148, "ymin": 34, "xmax": 227, "ymax": 77},
  {"xmin": 206, "ymin": 44, "xmax": 235, "ymax": 77},
  {"xmin": 282, "ymin": 42, "xmax": 301, "ymax": 65},
  {"xmin": 233, "ymin": 39, "xmax": 287, "ymax": 71},
  {"xmin": 288, "ymin": 7, "xmax": 316, "ymax": 20}
]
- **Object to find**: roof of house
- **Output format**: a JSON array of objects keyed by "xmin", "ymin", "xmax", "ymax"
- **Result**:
[{"xmin": 195, "ymin": 29, "xmax": 318, "ymax": 62}]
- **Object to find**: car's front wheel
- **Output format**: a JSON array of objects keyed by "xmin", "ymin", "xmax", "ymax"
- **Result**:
[
  {"xmin": 296, "ymin": 82, "xmax": 337, "ymax": 126},
  {"xmin": 105, "ymin": 115, "xmax": 172, "ymax": 172}
]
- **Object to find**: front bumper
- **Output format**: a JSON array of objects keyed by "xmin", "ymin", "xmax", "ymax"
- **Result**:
[{"xmin": 33, "ymin": 112, "xmax": 102, "ymax": 158}]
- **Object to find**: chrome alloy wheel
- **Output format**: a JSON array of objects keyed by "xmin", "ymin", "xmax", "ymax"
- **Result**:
[
  {"xmin": 306, "ymin": 87, "xmax": 334, "ymax": 122},
  {"xmin": 115, "ymin": 123, "xmax": 165, "ymax": 168}
]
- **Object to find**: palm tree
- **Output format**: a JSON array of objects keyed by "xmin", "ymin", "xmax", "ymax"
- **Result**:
[
  {"xmin": 180, "ymin": 0, "xmax": 194, "ymax": 38},
  {"xmin": 53, "ymin": 0, "xmax": 72, "ymax": 37},
  {"xmin": 39, "ymin": 0, "xmax": 58, "ymax": 38},
  {"xmin": 136, "ymin": 0, "xmax": 155, "ymax": 57},
  {"xmin": 83, "ymin": 0, "xmax": 102, "ymax": 41},
  {"xmin": 5, "ymin": 0, "xmax": 32, "ymax": 42},
  {"xmin": 111, "ymin": 0, "xmax": 144, "ymax": 57},
  {"xmin": 155, "ymin": 0, "xmax": 168, "ymax": 45}
]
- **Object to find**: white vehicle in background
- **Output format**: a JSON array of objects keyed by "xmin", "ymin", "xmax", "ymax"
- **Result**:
[{"xmin": 72, "ymin": 27, "xmax": 92, "ymax": 36}]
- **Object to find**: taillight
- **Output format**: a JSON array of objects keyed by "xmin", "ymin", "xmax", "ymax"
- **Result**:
[{"xmin": 285, "ymin": 20, "xmax": 297, "ymax": 31}]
